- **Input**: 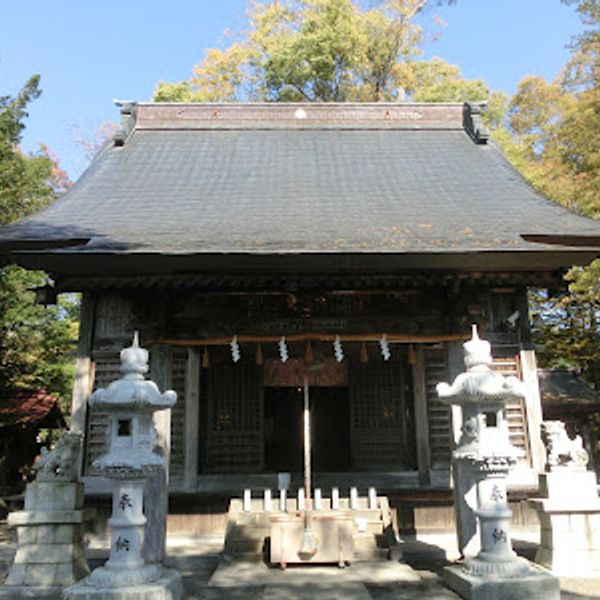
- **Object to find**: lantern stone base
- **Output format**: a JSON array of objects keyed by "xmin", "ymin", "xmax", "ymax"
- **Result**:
[
  {"xmin": 63, "ymin": 567, "xmax": 182, "ymax": 600},
  {"xmin": 443, "ymin": 563, "xmax": 560, "ymax": 600}
]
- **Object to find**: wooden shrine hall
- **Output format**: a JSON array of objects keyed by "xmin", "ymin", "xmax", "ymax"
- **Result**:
[{"xmin": 2, "ymin": 102, "xmax": 600, "ymax": 526}]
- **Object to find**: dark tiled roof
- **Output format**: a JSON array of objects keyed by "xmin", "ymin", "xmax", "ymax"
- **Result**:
[
  {"xmin": 1, "ymin": 103, "xmax": 599, "ymax": 261},
  {"xmin": 539, "ymin": 368, "xmax": 600, "ymax": 417}
]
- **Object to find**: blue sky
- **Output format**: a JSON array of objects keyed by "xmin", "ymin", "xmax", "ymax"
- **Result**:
[{"xmin": 1, "ymin": 0, "xmax": 582, "ymax": 180}]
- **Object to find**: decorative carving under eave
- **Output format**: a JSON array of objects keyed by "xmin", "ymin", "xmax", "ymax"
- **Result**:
[{"xmin": 463, "ymin": 102, "xmax": 490, "ymax": 144}]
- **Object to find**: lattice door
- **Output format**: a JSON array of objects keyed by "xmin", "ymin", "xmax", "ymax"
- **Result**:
[
  {"xmin": 201, "ymin": 363, "xmax": 263, "ymax": 473},
  {"xmin": 350, "ymin": 356, "xmax": 415, "ymax": 471}
]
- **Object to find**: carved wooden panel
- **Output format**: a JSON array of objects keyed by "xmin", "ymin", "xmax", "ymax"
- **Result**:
[
  {"xmin": 424, "ymin": 347, "xmax": 452, "ymax": 469},
  {"xmin": 263, "ymin": 358, "xmax": 349, "ymax": 387},
  {"xmin": 201, "ymin": 363, "xmax": 262, "ymax": 473},
  {"xmin": 350, "ymin": 356, "xmax": 415, "ymax": 471}
]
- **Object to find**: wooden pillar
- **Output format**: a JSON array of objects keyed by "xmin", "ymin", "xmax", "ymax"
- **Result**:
[
  {"xmin": 144, "ymin": 343, "xmax": 172, "ymax": 564},
  {"xmin": 70, "ymin": 293, "xmax": 95, "ymax": 434},
  {"xmin": 520, "ymin": 349, "xmax": 546, "ymax": 473},
  {"xmin": 446, "ymin": 339, "xmax": 480, "ymax": 557},
  {"xmin": 446, "ymin": 341, "xmax": 465, "ymax": 445},
  {"xmin": 184, "ymin": 348, "xmax": 200, "ymax": 491},
  {"xmin": 412, "ymin": 346, "xmax": 430, "ymax": 486},
  {"xmin": 70, "ymin": 293, "xmax": 96, "ymax": 476}
]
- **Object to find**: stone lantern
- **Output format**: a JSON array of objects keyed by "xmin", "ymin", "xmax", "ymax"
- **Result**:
[
  {"xmin": 436, "ymin": 325, "xmax": 558, "ymax": 600},
  {"xmin": 64, "ymin": 333, "xmax": 182, "ymax": 599}
]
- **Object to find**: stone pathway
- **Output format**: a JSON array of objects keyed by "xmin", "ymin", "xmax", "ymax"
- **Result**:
[{"xmin": 1, "ymin": 522, "xmax": 600, "ymax": 599}]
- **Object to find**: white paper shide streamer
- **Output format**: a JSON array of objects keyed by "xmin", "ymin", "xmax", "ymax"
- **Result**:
[
  {"xmin": 333, "ymin": 335, "xmax": 344, "ymax": 363},
  {"xmin": 279, "ymin": 336, "xmax": 289, "ymax": 363},
  {"xmin": 379, "ymin": 334, "xmax": 391, "ymax": 361},
  {"xmin": 230, "ymin": 335, "xmax": 241, "ymax": 363}
]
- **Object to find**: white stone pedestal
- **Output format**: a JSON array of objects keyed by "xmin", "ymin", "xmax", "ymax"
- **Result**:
[
  {"xmin": 444, "ymin": 563, "xmax": 560, "ymax": 600},
  {"xmin": 63, "ymin": 477, "xmax": 183, "ymax": 599},
  {"xmin": 529, "ymin": 470, "xmax": 600, "ymax": 576},
  {"xmin": 442, "ymin": 458, "xmax": 561, "ymax": 600},
  {"xmin": 452, "ymin": 460, "xmax": 480, "ymax": 557},
  {"xmin": 0, "ymin": 481, "xmax": 91, "ymax": 599},
  {"xmin": 62, "ymin": 569, "xmax": 182, "ymax": 600},
  {"xmin": 436, "ymin": 329, "xmax": 560, "ymax": 600}
]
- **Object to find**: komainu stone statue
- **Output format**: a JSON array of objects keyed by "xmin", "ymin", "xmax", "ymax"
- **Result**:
[
  {"xmin": 1, "ymin": 431, "xmax": 91, "ymax": 599},
  {"xmin": 34, "ymin": 431, "xmax": 82, "ymax": 481},
  {"xmin": 540, "ymin": 420, "xmax": 588, "ymax": 471}
]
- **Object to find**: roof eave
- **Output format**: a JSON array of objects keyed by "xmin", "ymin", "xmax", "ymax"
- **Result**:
[{"xmin": 7, "ymin": 248, "xmax": 597, "ymax": 281}]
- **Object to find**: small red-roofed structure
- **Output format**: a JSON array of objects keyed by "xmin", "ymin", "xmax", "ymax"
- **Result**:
[{"xmin": 0, "ymin": 388, "xmax": 65, "ymax": 493}]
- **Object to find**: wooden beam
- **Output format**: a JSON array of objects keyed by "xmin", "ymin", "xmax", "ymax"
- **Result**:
[
  {"xmin": 184, "ymin": 348, "xmax": 200, "ymax": 491},
  {"xmin": 445, "ymin": 341, "xmax": 465, "ymax": 446},
  {"xmin": 148, "ymin": 332, "xmax": 468, "ymax": 346}
]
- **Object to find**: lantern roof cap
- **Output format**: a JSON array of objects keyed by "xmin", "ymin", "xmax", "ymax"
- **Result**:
[
  {"xmin": 436, "ymin": 326, "xmax": 525, "ymax": 405},
  {"xmin": 89, "ymin": 333, "xmax": 177, "ymax": 411}
]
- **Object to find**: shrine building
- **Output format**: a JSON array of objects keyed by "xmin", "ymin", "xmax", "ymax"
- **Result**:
[{"xmin": 1, "ymin": 102, "xmax": 599, "ymax": 528}]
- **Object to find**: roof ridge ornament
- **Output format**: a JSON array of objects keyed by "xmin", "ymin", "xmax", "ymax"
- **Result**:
[
  {"xmin": 463, "ymin": 102, "xmax": 489, "ymax": 144},
  {"xmin": 113, "ymin": 100, "xmax": 137, "ymax": 146}
]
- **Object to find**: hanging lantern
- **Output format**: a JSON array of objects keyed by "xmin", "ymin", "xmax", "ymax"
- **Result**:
[
  {"xmin": 305, "ymin": 340, "xmax": 314, "ymax": 365},
  {"xmin": 360, "ymin": 341, "xmax": 369, "ymax": 364},
  {"xmin": 255, "ymin": 343, "xmax": 264, "ymax": 366},
  {"xmin": 202, "ymin": 346, "xmax": 210, "ymax": 369},
  {"xmin": 333, "ymin": 335, "xmax": 344, "ymax": 363},
  {"xmin": 279, "ymin": 336, "xmax": 289, "ymax": 363},
  {"xmin": 379, "ymin": 334, "xmax": 391, "ymax": 361},
  {"xmin": 230, "ymin": 335, "xmax": 241, "ymax": 363}
]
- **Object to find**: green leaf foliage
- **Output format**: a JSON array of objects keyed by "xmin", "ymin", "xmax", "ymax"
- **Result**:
[
  {"xmin": 0, "ymin": 76, "xmax": 77, "ymax": 421},
  {"xmin": 0, "ymin": 76, "xmax": 63, "ymax": 226},
  {"xmin": 0, "ymin": 265, "xmax": 78, "ymax": 408},
  {"xmin": 155, "ymin": 0, "xmax": 432, "ymax": 102}
]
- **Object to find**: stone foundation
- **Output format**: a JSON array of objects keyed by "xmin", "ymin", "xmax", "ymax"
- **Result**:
[
  {"xmin": 529, "ymin": 471, "xmax": 600, "ymax": 576},
  {"xmin": 3, "ymin": 481, "xmax": 91, "ymax": 594},
  {"xmin": 443, "ymin": 563, "xmax": 560, "ymax": 600},
  {"xmin": 63, "ymin": 568, "xmax": 182, "ymax": 600}
]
